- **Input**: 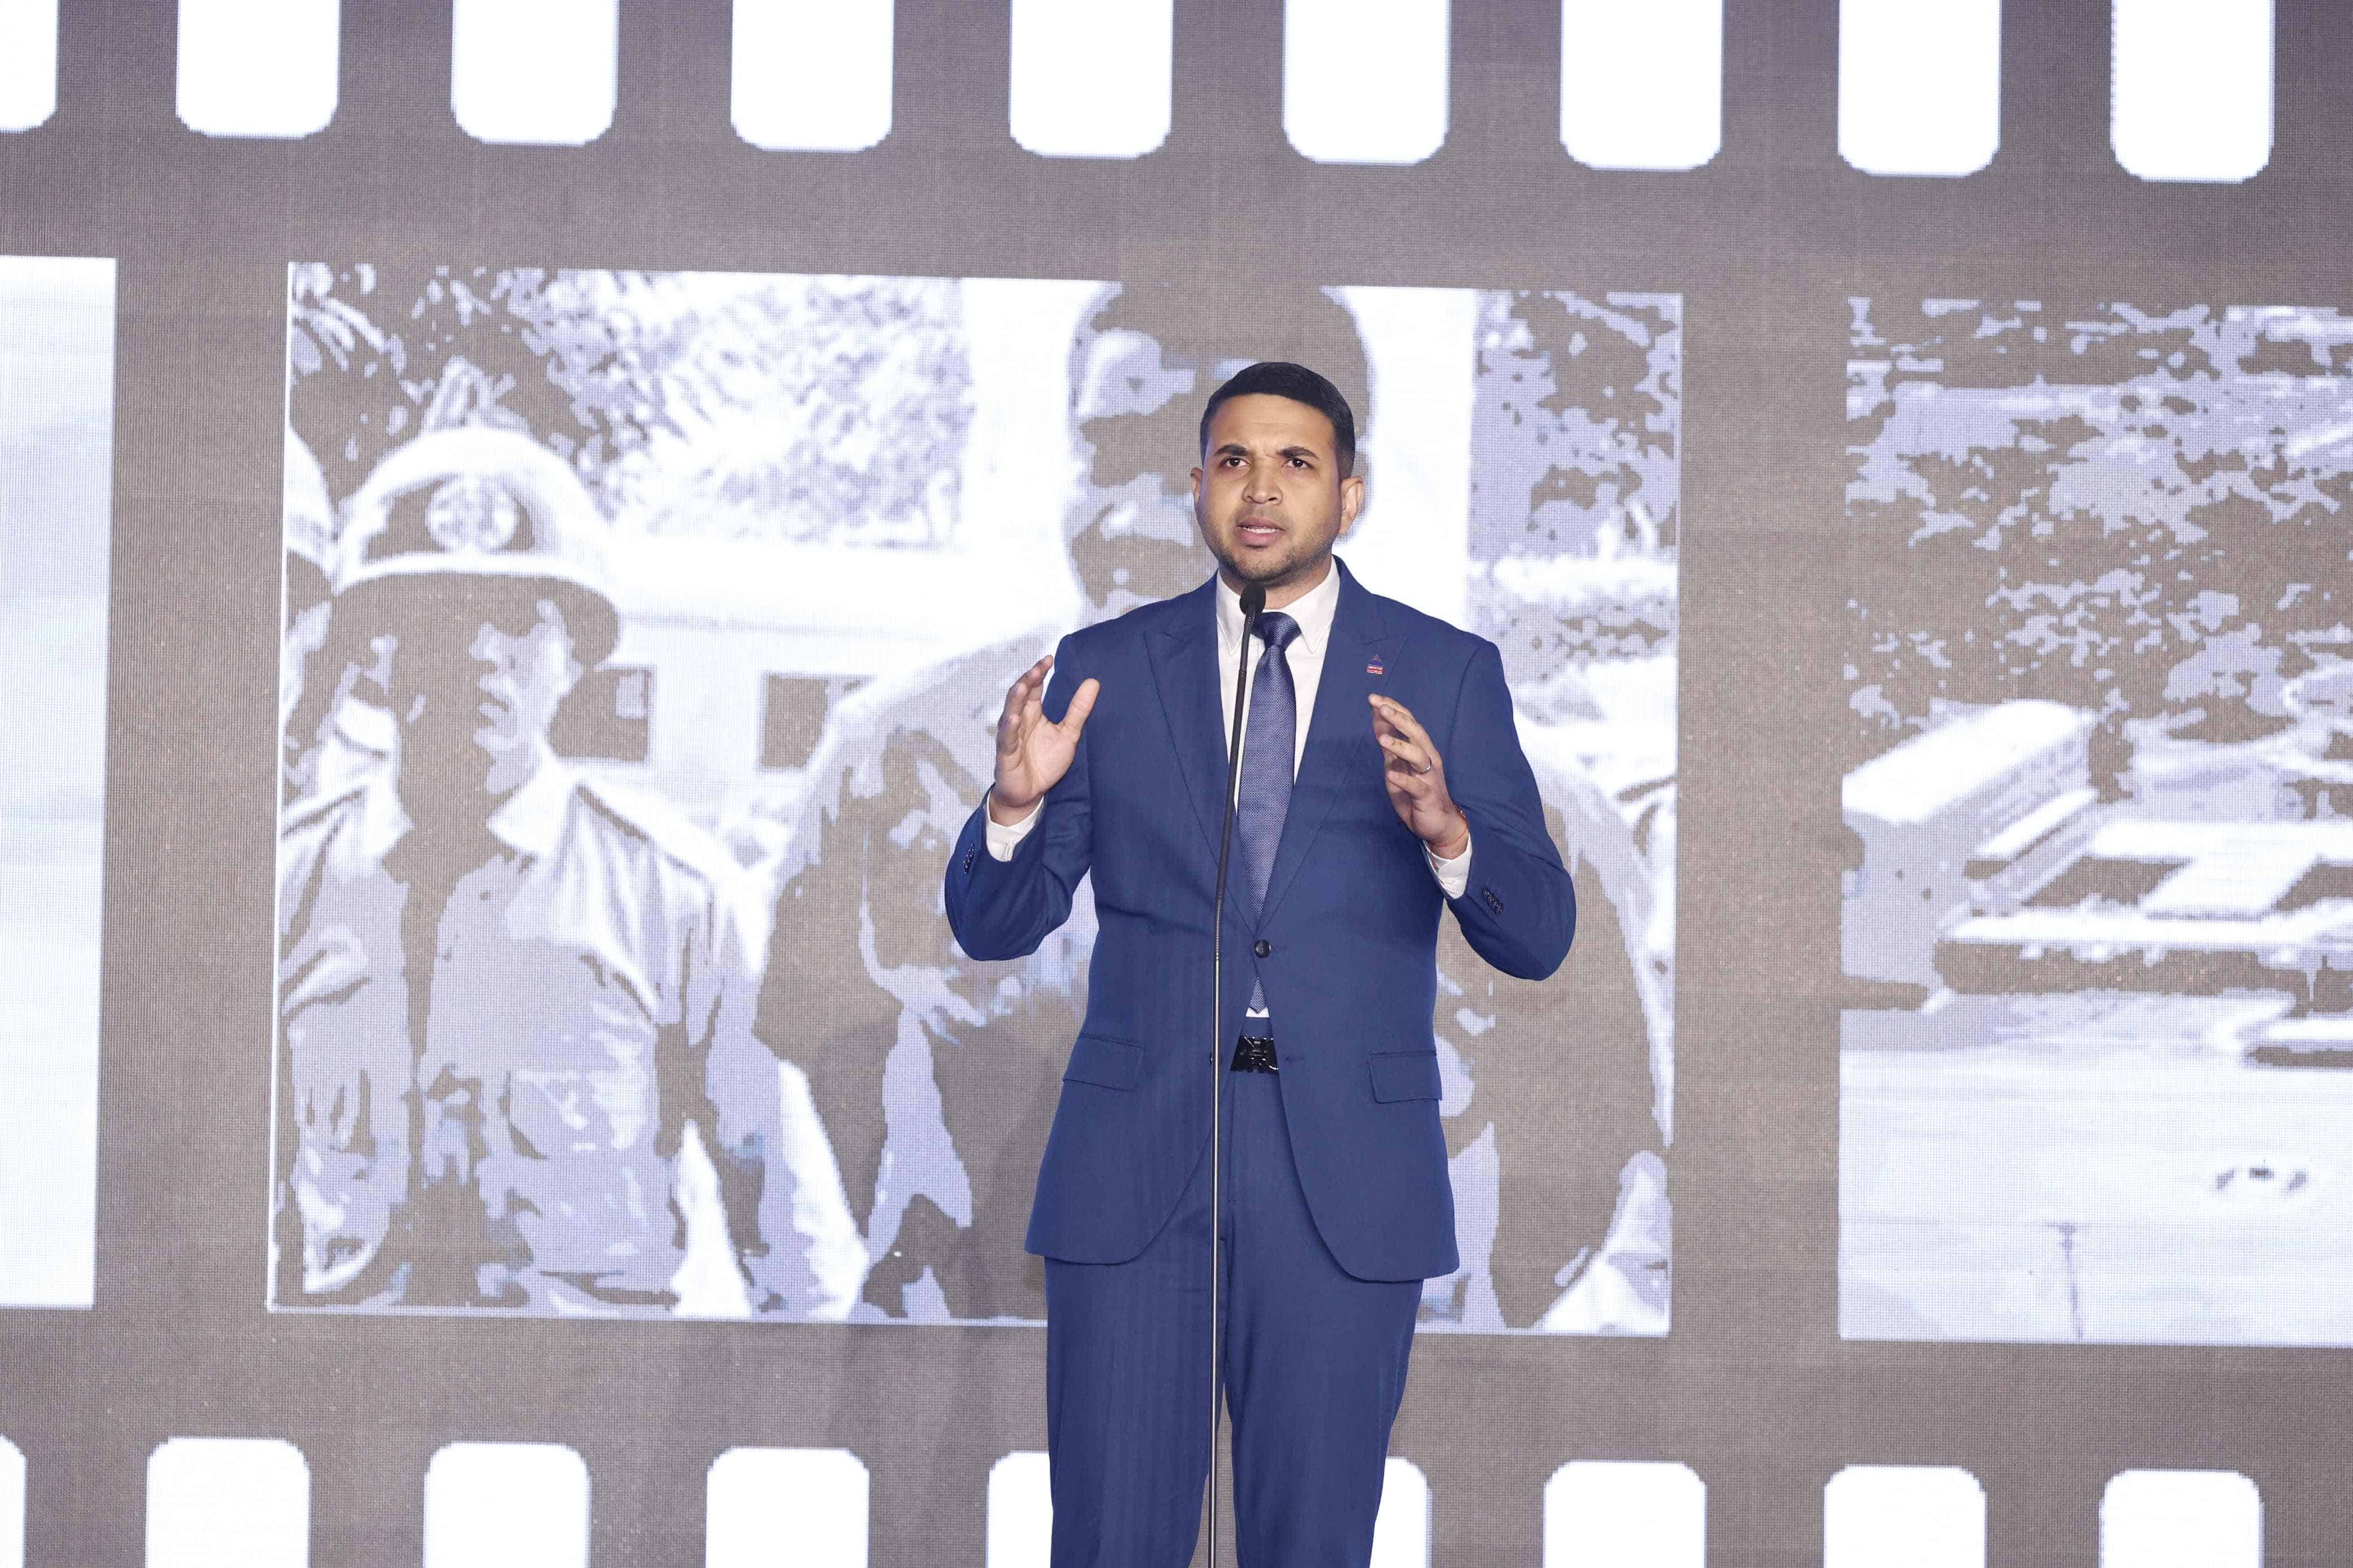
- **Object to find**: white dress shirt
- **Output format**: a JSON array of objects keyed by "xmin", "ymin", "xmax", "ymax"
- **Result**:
[{"xmin": 984, "ymin": 567, "xmax": 1473, "ymax": 912}]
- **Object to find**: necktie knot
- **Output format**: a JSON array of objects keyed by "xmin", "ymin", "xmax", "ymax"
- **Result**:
[{"xmin": 1253, "ymin": 611, "xmax": 1301, "ymax": 653}]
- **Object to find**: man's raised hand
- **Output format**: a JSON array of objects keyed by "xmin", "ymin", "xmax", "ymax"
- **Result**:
[
  {"xmin": 988, "ymin": 655, "xmax": 1101, "ymax": 824},
  {"xmin": 1371, "ymin": 693, "xmax": 1470, "ymax": 859}
]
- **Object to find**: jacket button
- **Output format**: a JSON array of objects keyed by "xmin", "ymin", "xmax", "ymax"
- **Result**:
[{"xmin": 1253, "ymin": 939, "xmax": 1272, "ymax": 958}]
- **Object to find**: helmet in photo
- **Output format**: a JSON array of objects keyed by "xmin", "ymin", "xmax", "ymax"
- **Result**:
[
  {"xmin": 283, "ymin": 427, "xmax": 337, "ymax": 621},
  {"xmin": 333, "ymin": 425, "xmax": 620, "ymax": 668}
]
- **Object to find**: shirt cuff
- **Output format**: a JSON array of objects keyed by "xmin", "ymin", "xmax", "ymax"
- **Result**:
[
  {"xmin": 983, "ymin": 792, "xmax": 1043, "ymax": 861},
  {"xmin": 1426, "ymin": 830, "xmax": 1472, "ymax": 899}
]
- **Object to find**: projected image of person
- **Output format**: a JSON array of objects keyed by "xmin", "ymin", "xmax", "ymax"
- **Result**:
[
  {"xmin": 272, "ymin": 262, "xmax": 1022, "ymax": 1318},
  {"xmin": 760, "ymin": 282, "xmax": 1671, "ymax": 1330},
  {"xmin": 1840, "ymin": 299, "xmax": 2353, "ymax": 1346},
  {"xmin": 756, "ymin": 282, "xmax": 1380, "ymax": 1323},
  {"xmin": 271, "ymin": 424, "xmax": 865, "ymax": 1315}
]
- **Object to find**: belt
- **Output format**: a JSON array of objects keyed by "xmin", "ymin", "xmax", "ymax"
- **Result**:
[{"xmin": 1230, "ymin": 1029, "xmax": 1278, "ymax": 1073}]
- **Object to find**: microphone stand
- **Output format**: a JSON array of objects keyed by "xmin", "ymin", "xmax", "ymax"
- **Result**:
[{"xmin": 1206, "ymin": 580, "xmax": 1264, "ymax": 1568}]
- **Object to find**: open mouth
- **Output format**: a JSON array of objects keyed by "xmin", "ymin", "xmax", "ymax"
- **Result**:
[{"xmin": 1236, "ymin": 517, "xmax": 1283, "ymax": 547}]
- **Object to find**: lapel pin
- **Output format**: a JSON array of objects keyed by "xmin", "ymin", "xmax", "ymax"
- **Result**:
[{"xmin": 1365, "ymin": 658, "xmax": 1385, "ymax": 676}]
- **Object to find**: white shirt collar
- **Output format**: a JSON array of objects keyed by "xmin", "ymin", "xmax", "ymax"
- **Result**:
[
  {"xmin": 484, "ymin": 752, "xmax": 579, "ymax": 858},
  {"xmin": 1213, "ymin": 558, "xmax": 1342, "ymax": 660}
]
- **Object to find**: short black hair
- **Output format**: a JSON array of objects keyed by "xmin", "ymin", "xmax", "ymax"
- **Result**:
[{"xmin": 1198, "ymin": 361, "xmax": 1358, "ymax": 478}]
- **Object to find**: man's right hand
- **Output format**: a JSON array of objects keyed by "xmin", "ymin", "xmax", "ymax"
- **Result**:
[{"xmin": 988, "ymin": 655, "xmax": 1101, "ymax": 824}]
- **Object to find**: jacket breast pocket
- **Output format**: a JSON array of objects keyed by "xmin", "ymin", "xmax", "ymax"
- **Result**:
[
  {"xmin": 1368, "ymin": 1048, "xmax": 1442, "ymax": 1103},
  {"xmin": 1063, "ymin": 1033, "xmax": 1143, "ymax": 1091}
]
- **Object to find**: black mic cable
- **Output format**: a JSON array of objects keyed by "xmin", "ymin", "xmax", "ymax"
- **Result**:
[{"xmin": 1206, "ymin": 578, "xmax": 1263, "ymax": 1568}]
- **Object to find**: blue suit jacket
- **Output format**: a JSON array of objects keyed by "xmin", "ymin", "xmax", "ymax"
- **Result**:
[{"xmin": 943, "ymin": 562, "xmax": 1575, "ymax": 1281}]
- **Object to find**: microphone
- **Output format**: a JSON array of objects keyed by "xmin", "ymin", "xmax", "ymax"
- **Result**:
[{"xmin": 1205, "ymin": 579, "xmax": 1262, "ymax": 1568}]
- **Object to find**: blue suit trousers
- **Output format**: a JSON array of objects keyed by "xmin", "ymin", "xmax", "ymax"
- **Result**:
[{"xmin": 1043, "ymin": 1058, "xmax": 1421, "ymax": 1567}]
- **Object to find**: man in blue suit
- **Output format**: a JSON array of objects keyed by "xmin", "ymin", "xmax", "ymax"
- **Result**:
[{"xmin": 945, "ymin": 361, "xmax": 1576, "ymax": 1565}]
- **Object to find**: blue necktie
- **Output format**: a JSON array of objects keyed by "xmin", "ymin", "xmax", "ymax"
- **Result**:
[{"xmin": 1235, "ymin": 612, "xmax": 1300, "ymax": 1012}]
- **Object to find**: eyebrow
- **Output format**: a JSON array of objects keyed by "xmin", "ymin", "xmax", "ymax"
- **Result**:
[{"xmin": 1210, "ymin": 442, "xmax": 1322, "ymax": 461}]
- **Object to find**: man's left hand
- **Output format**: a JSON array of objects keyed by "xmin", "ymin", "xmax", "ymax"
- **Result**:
[{"xmin": 1371, "ymin": 694, "xmax": 1469, "ymax": 859}]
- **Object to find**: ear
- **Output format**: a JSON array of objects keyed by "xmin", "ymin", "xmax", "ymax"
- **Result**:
[
  {"xmin": 537, "ymin": 596, "xmax": 588, "ymax": 694},
  {"xmin": 1337, "ymin": 471, "xmax": 1367, "ymax": 536},
  {"xmin": 557, "ymin": 632, "xmax": 586, "ymax": 695},
  {"xmin": 1190, "ymin": 465, "xmax": 1204, "ymax": 506}
]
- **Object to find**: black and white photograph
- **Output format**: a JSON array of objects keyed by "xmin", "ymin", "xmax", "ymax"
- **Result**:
[
  {"xmin": 1841, "ymin": 297, "xmax": 2353, "ymax": 1345},
  {"xmin": 0, "ymin": 254, "xmax": 113, "ymax": 1311},
  {"xmin": 270, "ymin": 265, "xmax": 1679, "ymax": 1331}
]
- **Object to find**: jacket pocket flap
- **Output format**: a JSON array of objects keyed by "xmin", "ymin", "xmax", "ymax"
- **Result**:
[
  {"xmin": 1063, "ymin": 1033, "xmax": 1142, "ymax": 1091},
  {"xmin": 1368, "ymin": 1049, "xmax": 1441, "ymax": 1103}
]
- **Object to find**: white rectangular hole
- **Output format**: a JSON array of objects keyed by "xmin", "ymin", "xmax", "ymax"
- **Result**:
[
  {"xmin": 984, "ymin": 1449, "xmax": 1429, "ymax": 1565},
  {"xmin": 146, "ymin": 1439, "xmax": 309, "ymax": 1568},
  {"xmin": 1559, "ymin": 0, "xmax": 1721, "ymax": 170},
  {"xmin": 1825, "ymin": 1465, "xmax": 1986, "ymax": 1568},
  {"xmin": 984, "ymin": 1452, "xmax": 1050, "ymax": 1568},
  {"xmin": 0, "ymin": 0, "xmax": 59, "ymax": 131},
  {"xmin": 707, "ymin": 1448, "xmax": 868, "ymax": 1567},
  {"xmin": 1370, "ymin": 1457, "xmax": 1431, "ymax": 1568},
  {"xmin": 2112, "ymin": 0, "xmax": 2272, "ymax": 182},
  {"xmin": 451, "ymin": 0, "xmax": 617, "ymax": 145},
  {"xmin": 731, "ymin": 0, "xmax": 892, "ymax": 151},
  {"xmin": 1285, "ymin": 0, "xmax": 1449, "ymax": 165},
  {"xmin": 1545, "ymin": 1461, "xmax": 1704, "ymax": 1567},
  {"xmin": 424, "ymin": 1443, "xmax": 589, "ymax": 1568},
  {"xmin": 1838, "ymin": 0, "xmax": 1998, "ymax": 175},
  {"xmin": 1010, "ymin": 0, "xmax": 1172, "ymax": 158},
  {"xmin": 177, "ymin": 0, "xmax": 337, "ymax": 137},
  {"xmin": 2101, "ymin": 1470, "xmax": 2261, "ymax": 1568}
]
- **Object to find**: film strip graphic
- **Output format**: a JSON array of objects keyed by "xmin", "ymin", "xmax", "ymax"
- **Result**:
[
  {"xmin": 0, "ymin": 1439, "xmax": 2272, "ymax": 1565},
  {"xmin": 0, "ymin": 0, "xmax": 2278, "ymax": 180}
]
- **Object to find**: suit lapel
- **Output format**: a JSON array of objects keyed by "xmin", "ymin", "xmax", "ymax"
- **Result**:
[
  {"xmin": 1257, "ymin": 561, "xmax": 1402, "ymax": 926},
  {"xmin": 1144, "ymin": 580, "xmax": 1242, "ymax": 889}
]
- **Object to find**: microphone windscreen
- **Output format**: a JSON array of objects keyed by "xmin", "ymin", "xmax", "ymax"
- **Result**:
[{"xmin": 1240, "ymin": 582, "xmax": 1266, "ymax": 619}]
